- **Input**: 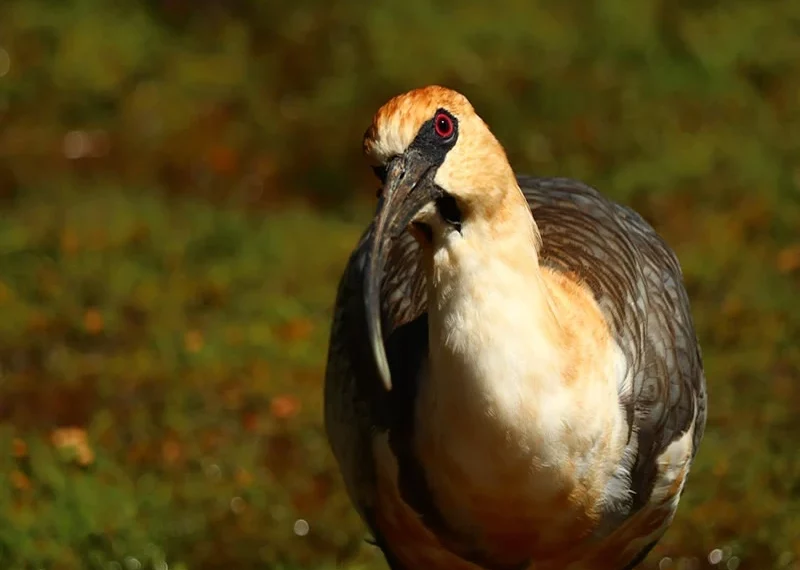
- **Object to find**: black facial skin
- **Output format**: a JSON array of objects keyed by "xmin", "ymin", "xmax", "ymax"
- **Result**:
[
  {"xmin": 435, "ymin": 194, "xmax": 462, "ymax": 232},
  {"xmin": 372, "ymin": 164, "xmax": 388, "ymax": 185},
  {"xmin": 407, "ymin": 108, "xmax": 459, "ymax": 165},
  {"xmin": 364, "ymin": 107, "xmax": 463, "ymax": 391}
]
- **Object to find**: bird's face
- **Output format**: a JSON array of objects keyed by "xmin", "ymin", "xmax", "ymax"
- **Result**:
[{"xmin": 361, "ymin": 85, "xmax": 519, "ymax": 390}]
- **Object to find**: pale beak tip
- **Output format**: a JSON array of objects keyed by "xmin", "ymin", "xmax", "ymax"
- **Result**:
[{"xmin": 375, "ymin": 342, "xmax": 393, "ymax": 391}]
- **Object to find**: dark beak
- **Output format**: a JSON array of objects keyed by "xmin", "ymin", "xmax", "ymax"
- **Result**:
[{"xmin": 364, "ymin": 151, "xmax": 437, "ymax": 391}]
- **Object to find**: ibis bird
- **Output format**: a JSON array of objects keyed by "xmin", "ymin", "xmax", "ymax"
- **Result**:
[{"xmin": 324, "ymin": 86, "xmax": 707, "ymax": 570}]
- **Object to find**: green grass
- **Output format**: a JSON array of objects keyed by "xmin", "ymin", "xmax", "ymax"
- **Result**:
[
  {"xmin": 0, "ymin": 182, "xmax": 798, "ymax": 569},
  {"xmin": 0, "ymin": 186, "xmax": 378, "ymax": 569}
]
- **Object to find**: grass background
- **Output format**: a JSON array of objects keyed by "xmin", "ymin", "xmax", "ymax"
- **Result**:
[{"xmin": 0, "ymin": 0, "xmax": 799, "ymax": 568}]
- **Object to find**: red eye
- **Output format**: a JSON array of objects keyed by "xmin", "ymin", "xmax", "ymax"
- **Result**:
[{"xmin": 434, "ymin": 113, "xmax": 454, "ymax": 138}]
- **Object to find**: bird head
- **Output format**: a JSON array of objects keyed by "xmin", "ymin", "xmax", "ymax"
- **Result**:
[{"xmin": 361, "ymin": 86, "xmax": 525, "ymax": 390}]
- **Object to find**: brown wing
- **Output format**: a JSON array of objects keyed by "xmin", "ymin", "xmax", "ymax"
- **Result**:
[{"xmin": 518, "ymin": 176, "xmax": 707, "ymax": 520}]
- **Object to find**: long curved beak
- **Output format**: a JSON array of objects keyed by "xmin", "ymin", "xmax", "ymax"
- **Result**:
[{"xmin": 364, "ymin": 151, "xmax": 437, "ymax": 391}]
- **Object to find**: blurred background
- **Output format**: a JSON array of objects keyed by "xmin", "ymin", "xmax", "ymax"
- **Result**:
[{"xmin": 0, "ymin": 0, "xmax": 798, "ymax": 568}]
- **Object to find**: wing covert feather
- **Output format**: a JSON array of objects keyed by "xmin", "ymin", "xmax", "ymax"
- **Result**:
[{"xmin": 518, "ymin": 176, "xmax": 706, "ymax": 512}]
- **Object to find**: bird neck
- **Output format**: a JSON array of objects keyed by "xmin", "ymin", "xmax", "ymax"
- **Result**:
[{"xmin": 424, "ymin": 188, "xmax": 567, "ymax": 408}]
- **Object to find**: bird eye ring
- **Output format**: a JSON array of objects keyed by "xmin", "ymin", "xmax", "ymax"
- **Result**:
[{"xmin": 434, "ymin": 113, "xmax": 454, "ymax": 139}]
